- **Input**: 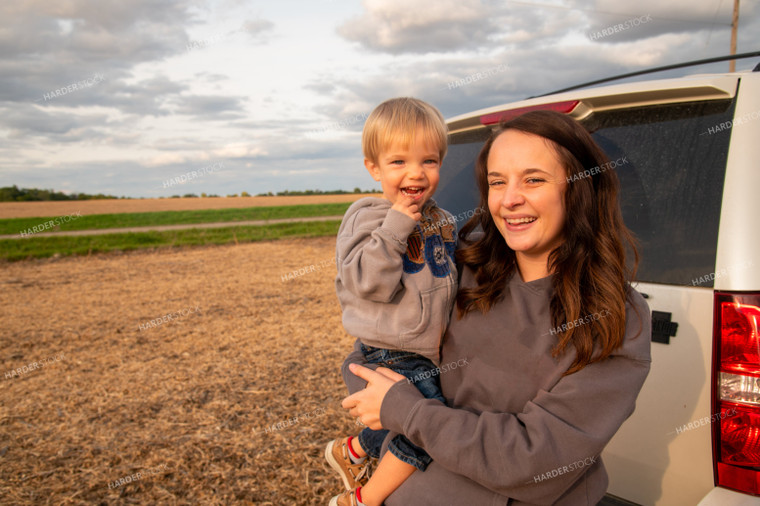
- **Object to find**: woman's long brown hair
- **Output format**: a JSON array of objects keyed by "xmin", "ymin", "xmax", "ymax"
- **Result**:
[{"xmin": 456, "ymin": 110, "xmax": 640, "ymax": 375}]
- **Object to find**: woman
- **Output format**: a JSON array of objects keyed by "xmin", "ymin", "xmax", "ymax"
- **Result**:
[{"xmin": 340, "ymin": 110, "xmax": 651, "ymax": 505}]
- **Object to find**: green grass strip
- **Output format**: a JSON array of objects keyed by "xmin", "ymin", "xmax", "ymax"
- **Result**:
[
  {"xmin": 0, "ymin": 203, "xmax": 351, "ymax": 235},
  {"xmin": 0, "ymin": 221, "xmax": 341, "ymax": 261}
]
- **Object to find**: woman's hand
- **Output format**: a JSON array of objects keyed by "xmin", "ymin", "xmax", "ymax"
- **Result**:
[{"xmin": 342, "ymin": 364, "xmax": 406, "ymax": 430}]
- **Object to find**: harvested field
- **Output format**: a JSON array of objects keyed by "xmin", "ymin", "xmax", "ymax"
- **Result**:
[
  {"xmin": 0, "ymin": 237, "xmax": 360, "ymax": 505},
  {"xmin": 0, "ymin": 195, "xmax": 375, "ymax": 219}
]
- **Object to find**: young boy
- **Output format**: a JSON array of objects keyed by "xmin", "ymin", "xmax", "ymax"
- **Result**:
[{"xmin": 325, "ymin": 97, "xmax": 458, "ymax": 506}]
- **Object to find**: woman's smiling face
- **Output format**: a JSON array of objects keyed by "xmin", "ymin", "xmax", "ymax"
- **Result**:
[{"xmin": 486, "ymin": 129, "xmax": 568, "ymax": 276}]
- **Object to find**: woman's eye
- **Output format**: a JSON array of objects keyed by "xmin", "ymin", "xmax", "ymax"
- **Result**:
[
  {"xmin": 526, "ymin": 177, "xmax": 545, "ymax": 184},
  {"xmin": 487, "ymin": 180, "xmax": 504, "ymax": 187}
]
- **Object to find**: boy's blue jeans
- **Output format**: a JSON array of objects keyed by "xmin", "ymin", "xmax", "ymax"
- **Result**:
[{"xmin": 357, "ymin": 344, "xmax": 446, "ymax": 471}]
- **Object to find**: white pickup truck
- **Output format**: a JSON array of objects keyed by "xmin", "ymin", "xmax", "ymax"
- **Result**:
[{"xmin": 434, "ymin": 59, "xmax": 760, "ymax": 505}]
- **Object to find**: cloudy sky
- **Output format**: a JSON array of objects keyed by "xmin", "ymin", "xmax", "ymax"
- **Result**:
[{"xmin": 1, "ymin": 0, "xmax": 758, "ymax": 198}]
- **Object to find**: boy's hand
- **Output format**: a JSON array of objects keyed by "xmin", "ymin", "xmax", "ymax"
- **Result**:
[{"xmin": 392, "ymin": 196, "xmax": 422, "ymax": 221}]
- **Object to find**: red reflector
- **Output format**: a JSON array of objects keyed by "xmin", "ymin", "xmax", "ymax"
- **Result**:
[
  {"xmin": 716, "ymin": 462, "xmax": 760, "ymax": 495},
  {"xmin": 720, "ymin": 301, "xmax": 760, "ymax": 376},
  {"xmin": 479, "ymin": 100, "xmax": 580, "ymax": 126}
]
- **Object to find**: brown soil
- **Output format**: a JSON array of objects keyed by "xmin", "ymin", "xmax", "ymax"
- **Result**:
[
  {"xmin": 0, "ymin": 237, "xmax": 361, "ymax": 505},
  {"xmin": 0, "ymin": 195, "xmax": 375, "ymax": 219}
]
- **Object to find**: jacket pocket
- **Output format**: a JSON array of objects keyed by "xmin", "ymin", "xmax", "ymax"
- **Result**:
[{"xmin": 398, "ymin": 283, "xmax": 450, "ymax": 348}]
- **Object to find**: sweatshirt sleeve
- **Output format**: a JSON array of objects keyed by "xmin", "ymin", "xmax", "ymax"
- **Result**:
[
  {"xmin": 336, "ymin": 203, "xmax": 418, "ymax": 303},
  {"xmin": 379, "ymin": 295, "xmax": 652, "ymax": 504}
]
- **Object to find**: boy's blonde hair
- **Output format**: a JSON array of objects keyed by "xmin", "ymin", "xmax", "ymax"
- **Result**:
[{"xmin": 362, "ymin": 97, "xmax": 448, "ymax": 164}]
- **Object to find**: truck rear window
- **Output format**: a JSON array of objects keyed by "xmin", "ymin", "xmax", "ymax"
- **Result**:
[
  {"xmin": 439, "ymin": 98, "xmax": 736, "ymax": 287},
  {"xmin": 586, "ymin": 100, "xmax": 734, "ymax": 286}
]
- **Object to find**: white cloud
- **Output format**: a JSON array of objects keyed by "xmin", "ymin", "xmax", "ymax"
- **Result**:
[
  {"xmin": 337, "ymin": 0, "xmax": 499, "ymax": 54},
  {"xmin": 213, "ymin": 144, "xmax": 267, "ymax": 159},
  {"xmin": 143, "ymin": 152, "xmax": 190, "ymax": 167}
]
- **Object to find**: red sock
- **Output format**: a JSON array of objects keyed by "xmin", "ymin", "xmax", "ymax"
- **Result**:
[
  {"xmin": 347, "ymin": 436, "xmax": 362, "ymax": 460},
  {"xmin": 356, "ymin": 486, "xmax": 363, "ymax": 504}
]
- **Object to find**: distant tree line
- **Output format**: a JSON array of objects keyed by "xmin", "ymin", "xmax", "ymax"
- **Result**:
[
  {"xmin": 0, "ymin": 185, "xmax": 381, "ymax": 202},
  {"xmin": 256, "ymin": 188, "xmax": 380, "ymax": 196},
  {"xmin": 0, "ymin": 185, "xmax": 124, "ymax": 201}
]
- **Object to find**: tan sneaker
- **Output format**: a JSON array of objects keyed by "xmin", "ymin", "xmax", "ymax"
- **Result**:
[
  {"xmin": 328, "ymin": 488, "xmax": 360, "ymax": 506},
  {"xmin": 324, "ymin": 437, "xmax": 371, "ymax": 490}
]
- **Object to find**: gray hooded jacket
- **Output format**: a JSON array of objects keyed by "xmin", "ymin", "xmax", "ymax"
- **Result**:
[{"xmin": 335, "ymin": 197, "xmax": 458, "ymax": 364}]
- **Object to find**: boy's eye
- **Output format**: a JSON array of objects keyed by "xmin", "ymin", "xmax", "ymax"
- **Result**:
[
  {"xmin": 390, "ymin": 160, "xmax": 404, "ymax": 165},
  {"xmin": 424, "ymin": 159, "xmax": 439, "ymax": 165}
]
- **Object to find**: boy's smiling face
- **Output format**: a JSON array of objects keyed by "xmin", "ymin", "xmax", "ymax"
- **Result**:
[{"xmin": 364, "ymin": 129, "xmax": 441, "ymax": 207}]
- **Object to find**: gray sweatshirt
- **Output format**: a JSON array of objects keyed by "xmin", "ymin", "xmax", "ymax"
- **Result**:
[
  {"xmin": 342, "ymin": 267, "xmax": 652, "ymax": 505},
  {"xmin": 335, "ymin": 197, "xmax": 458, "ymax": 364}
]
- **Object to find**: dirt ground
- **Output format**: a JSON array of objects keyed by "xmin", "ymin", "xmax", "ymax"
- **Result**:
[
  {"xmin": 0, "ymin": 237, "xmax": 362, "ymax": 505},
  {"xmin": 0, "ymin": 195, "xmax": 374, "ymax": 219}
]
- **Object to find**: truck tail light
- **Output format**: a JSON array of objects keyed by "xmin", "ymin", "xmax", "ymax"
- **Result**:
[
  {"xmin": 479, "ymin": 100, "xmax": 579, "ymax": 126},
  {"xmin": 713, "ymin": 292, "xmax": 760, "ymax": 495}
]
